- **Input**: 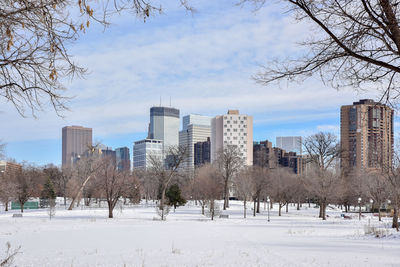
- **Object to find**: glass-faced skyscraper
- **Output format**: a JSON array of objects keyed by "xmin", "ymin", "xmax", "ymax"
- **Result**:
[
  {"xmin": 115, "ymin": 147, "xmax": 130, "ymax": 171},
  {"xmin": 148, "ymin": 107, "xmax": 180, "ymax": 150}
]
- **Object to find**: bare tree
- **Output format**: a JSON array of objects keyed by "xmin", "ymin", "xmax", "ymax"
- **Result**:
[
  {"xmin": 270, "ymin": 167, "xmax": 294, "ymax": 216},
  {"xmin": 216, "ymin": 145, "xmax": 243, "ymax": 210},
  {"xmin": 242, "ymin": 0, "xmax": 400, "ymax": 102},
  {"xmin": 303, "ymin": 132, "xmax": 341, "ymax": 220},
  {"xmin": 67, "ymin": 145, "xmax": 101, "ymax": 210},
  {"xmin": 235, "ymin": 167, "xmax": 255, "ymax": 218},
  {"xmin": 193, "ymin": 164, "xmax": 223, "ymax": 220},
  {"xmin": 1, "ymin": 0, "xmax": 186, "ymax": 116},
  {"xmin": 365, "ymin": 170, "xmax": 390, "ymax": 221},
  {"xmin": 148, "ymin": 145, "xmax": 188, "ymax": 220},
  {"xmin": 14, "ymin": 165, "xmax": 43, "ymax": 212},
  {"xmin": 58, "ymin": 166, "xmax": 73, "ymax": 206},
  {"xmin": 94, "ymin": 156, "xmax": 130, "ymax": 218},
  {"xmin": 384, "ymin": 148, "xmax": 400, "ymax": 231},
  {"xmin": 0, "ymin": 169, "xmax": 16, "ymax": 211}
]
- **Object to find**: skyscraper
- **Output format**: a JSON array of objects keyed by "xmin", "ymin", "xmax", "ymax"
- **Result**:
[
  {"xmin": 194, "ymin": 138, "xmax": 211, "ymax": 167},
  {"xmin": 148, "ymin": 107, "xmax": 180, "ymax": 150},
  {"xmin": 341, "ymin": 99, "xmax": 393, "ymax": 172},
  {"xmin": 62, "ymin": 126, "xmax": 92, "ymax": 167},
  {"xmin": 276, "ymin": 136, "xmax": 302, "ymax": 155},
  {"xmin": 179, "ymin": 114, "xmax": 211, "ymax": 169},
  {"xmin": 211, "ymin": 110, "xmax": 253, "ymax": 166},
  {"xmin": 116, "ymin": 147, "xmax": 130, "ymax": 171},
  {"xmin": 133, "ymin": 139, "xmax": 163, "ymax": 169}
]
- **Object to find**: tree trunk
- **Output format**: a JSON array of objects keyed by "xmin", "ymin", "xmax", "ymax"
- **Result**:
[
  {"xmin": 286, "ymin": 202, "xmax": 289, "ymax": 213},
  {"xmin": 68, "ymin": 175, "xmax": 92, "ymax": 210},
  {"xmin": 201, "ymin": 201, "xmax": 205, "ymax": 215},
  {"xmin": 392, "ymin": 205, "xmax": 399, "ymax": 231},
  {"xmin": 5, "ymin": 201, "xmax": 8, "ymax": 211},
  {"xmin": 270, "ymin": 200, "xmax": 273, "ymax": 209},
  {"xmin": 319, "ymin": 204, "xmax": 322, "ymax": 218},
  {"xmin": 253, "ymin": 199, "xmax": 256, "ymax": 217},
  {"xmin": 264, "ymin": 199, "xmax": 266, "ymax": 211},
  {"xmin": 160, "ymin": 187, "xmax": 166, "ymax": 221},
  {"xmin": 20, "ymin": 201, "xmax": 24, "ymax": 213},
  {"xmin": 211, "ymin": 200, "xmax": 215, "ymax": 220},
  {"xmin": 256, "ymin": 194, "xmax": 260, "ymax": 213},
  {"xmin": 223, "ymin": 179, "xmax": 228, "ymax": 210},
  {"xmin": 244, "ymin": 199, "xmax": 246, "ymax": 218},
  {"xmin": 297, "ymin": 200, "xmax": 300, "ymax": 210},
  {"xmin": 322, "ymin": 202, "xmax": 326, "ymax": 220},
  {"xmin": 63, "ymin": 196, "xmax": 67, "ymax": 206},
  {"xmin": 108, "ymin": 203, "xmax": 113, "ymax": 218},
  {"xmin": 378, "ymin": 201, "xmax": 382, "ymax": 222},
  {"xmin": 279, "ymin": 203, "xmax": 282, "ymax": 216}
]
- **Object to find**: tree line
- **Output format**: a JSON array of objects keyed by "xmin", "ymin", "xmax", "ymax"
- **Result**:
[{"xmin": 0, "ymin": 132, "xmax": 399, "ymax": 231}]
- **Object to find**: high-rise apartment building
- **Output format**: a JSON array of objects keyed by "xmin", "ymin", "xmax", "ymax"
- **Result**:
[
  {"xmin": 148, "ymin": 107, "xmax": 180, "ymax": 150},
  {"xmin": 0, "ymin": 160, "xmax": 22, "ymax": 175},
  {"xmin": 133, "ymin": 139, "xmax": 163, "ymax": 169},
  {"xmin": 179, "ymin": 114, "xmax": 211, "ymax": 169},
  {"xmin": 341, "ymin": 99, "xmax": 393, "ymax": 172},
  {"xmin": 116, "ymin": 147, "xmax": 130, "ymax": 171},
  {"xmin": 194, "ymin": 137, "xmax": 211, "ymax": 167},
  {"xmin": 62, "ymin": 126, "xmax": 92, "ymax": 167},
  {"xmin": 276, "ymin": 136, "xmax": 302, "ymax": 155},
  {"xmin": 211, "ymin": 110, "xmax": 253, "ymax": 165}
]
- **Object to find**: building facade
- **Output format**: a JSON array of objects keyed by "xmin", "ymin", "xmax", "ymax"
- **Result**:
[
  {"xmin": 179, "ymin": 114, "xmax": 211, "ymax": 169},
  {"xmin": 194, "ymin": 137, "xmax": 211, "ymax": 167},
  {"xmin": 148, "ymin": 107, "xmax": 180, "ymax": 150},
  {"xmin": 101, "ymin": 147, "xmax": 117, "ymax": 166},
  {"xmin": 133, "ymin": 139, "xmax": 163, "ymax": 169},
  {"xmin": 0, "ymin": 160, "xmax": 22, "ymax": 176},
  {"xmin": 341, "ymin": 99, "xmax": 393, "ymax": 173},
  {"xmin": 276, "ymin": 136, "xmax": 302, "ymax": 155},
  {"xmin": 62, "ymin": 126, "xmax": 92, "ymax": 168},
  {"xmin": 211, "ymin": 110, "xmax": 253, "ymax": 166},
  {"xmin": 116, "ymin": 147, "xmax": 130, "ymax": 171}
]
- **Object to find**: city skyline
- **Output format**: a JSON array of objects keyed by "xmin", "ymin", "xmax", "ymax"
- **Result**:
[{"xmin": 0, "ymin": 1, "xmax": 397, "ymax": 165}]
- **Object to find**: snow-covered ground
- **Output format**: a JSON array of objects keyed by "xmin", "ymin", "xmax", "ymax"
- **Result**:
[{"xmin": 0, "ymin": 201, "xmax": 399, "ymax": 267}]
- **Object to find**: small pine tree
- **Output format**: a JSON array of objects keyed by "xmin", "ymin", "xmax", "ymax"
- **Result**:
[
  {"xmin": 42, "ymin": 177, "xmax": 56, "ymax": 200},
  {"xmin": 166, "ymin": 184, "xmax": 186, "ymax": 212},
  {"xmin": 42, "ymin": 177, "xmax": 56, "ymax": 219}
]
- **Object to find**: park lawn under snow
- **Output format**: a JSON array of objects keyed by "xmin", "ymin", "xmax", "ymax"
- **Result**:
[{"xmin": 0, "ymin": 201, "xmax": 399, "ymax": 267}]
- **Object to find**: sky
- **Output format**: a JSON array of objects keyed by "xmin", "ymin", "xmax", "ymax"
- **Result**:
[{"xmin": 0, "ymin": 1, "xmax": 390, "ymax": 166}]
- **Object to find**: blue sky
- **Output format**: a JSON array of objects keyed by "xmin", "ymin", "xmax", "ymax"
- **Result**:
[{"xmin": 0, "ymin": 1, "xmax": 386, "ymax": 166}]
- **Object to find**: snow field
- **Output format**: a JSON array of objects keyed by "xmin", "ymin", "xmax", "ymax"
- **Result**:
[{"xmin": 0, "ymin": 201, "xmax": 399, "ymax": 267}]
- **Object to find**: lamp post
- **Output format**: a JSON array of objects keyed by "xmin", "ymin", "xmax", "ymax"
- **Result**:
[
  {"xmin": 267, "ymin": 196, "xmax": 270, "ymax": 222},
  {"xmin": 358, "ymin": 197, "xmax": 362, "ymax": 220}
]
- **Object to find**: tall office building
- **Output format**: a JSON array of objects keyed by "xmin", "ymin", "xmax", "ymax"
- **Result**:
[
  {"xmin": 148, "ymin": 107, "xmax": 180, "ymax": 150},
  {"xmin": 101, "ymin": 147, "xmax": 117, "ymax": 166},
  {"xmin": 133, "ymin": 139, "xmax": 163, "ymax": 169},
  {"xmin": 62, "ymin": 126, "xmax": 92, "ymax": 167},
  {"xmin": 211, "ymin": 110, "xmax": 253, "ymax": 166},
  {"xmin": 179, "ymin": 114, "xmax": 211, "ymax": 169},
  {"xmin": 276, "ymin": 136, "xmax": 302, "ymax": 155},
  {"xmin": 341, "ymin": 99, "xmax": 393, "ymax": 172},
  {"xmin": 116, "ymin": 147, "xmax": 130, "ymax": 171},
  {"xmin": 194, "ymin": 138, "xmax": 211, "ymax": 167}
]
